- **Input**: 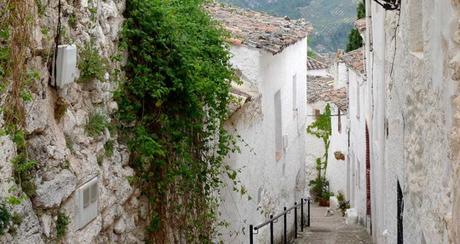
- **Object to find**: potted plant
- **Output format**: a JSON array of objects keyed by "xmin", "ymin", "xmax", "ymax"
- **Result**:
[
  {"xmin": 319, "ymin": 191, "xmax": 333, "ymax": 207},
  {"xmin": 337, "ymin": 192, "xmax": 351, "ymax": 216}
]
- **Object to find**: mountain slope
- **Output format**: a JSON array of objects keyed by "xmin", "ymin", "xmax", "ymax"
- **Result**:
[{"xmin": 221, "ymin": 0, "xmax": 358, "ymax": 53}]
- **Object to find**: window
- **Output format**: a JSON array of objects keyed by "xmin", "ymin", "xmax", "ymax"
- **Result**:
[
  {"xmin": 397, "ymin": 181, "xmax": 404, "ymax": 244},
  {"xmin": 338, "ymin": 109, "xmax": 342, "ymax": 133},
  {"xmin": 292, "ymin": 74, "xmax": 297, "ymax": 116},
  {"xmin": 408, "ymin": 0, "xmax": 424, "ymax": 55},
  {"xmin": 356, "ymin": 83, "xmax": 360, "ymax": 119},
  {"xmin": 75, "ymin": 177, "xmax": 98, "ymax": 229},
  {"xmin": 314, "ymin": 109, "xmax": 320, "ymax": 119},
  {"xmin": 275, "ymin": 90, "xmax": 282, "ymax": 160}
]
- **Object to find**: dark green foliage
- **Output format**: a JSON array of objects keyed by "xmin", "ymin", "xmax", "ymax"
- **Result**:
[
  {"xmin": 0, "ymin": 203, "xmax": 11, "ymax": 235},
  {"xmin": 104, "ymin": 139, "xmax": 114, "ymax": 157},
  {"xmin": 78, "ymin": 42, "xmax": 107, "ymax": 83},
  {"xmin": 56, "ymin": 212, "xmax": 69, "ymax": 240},
  {"xmin": 346, "ymin": 28, "xmax": 363, "ymax": 52},
  {"xmin": 68, "ymin": 13, "xmax": 77, "ymax": 29},
  {"xmin": 309, "ymin": 176, "xmax": 329, "ymax": 201},
  {"xmin": 119, "ymin": 0, "xmax": 238, "ymax": 241},
  {"xmin": 85, "ymin": 112, "xmax": 108, "ymax": 137},
  {"xmin": 0, "ymin": 25, "xmax": 10, "ymax": 94},
  {"xmin": 357, "ymin": 1, "xmax": 365, "ymax": 19},
  {"xmin": 11, "ymin": 213, "xmax": 22, "ymax": 226},
  {"xmin": 345, "ymin": 1, "xmax": 364, "ymax": 52},
  {"xmin": 307, "ymin": 104, "xmax": 332, "ymax": 201},
  {"xmin": 11, "ymin": 130, "xmax": 37, "ymax": 198}
]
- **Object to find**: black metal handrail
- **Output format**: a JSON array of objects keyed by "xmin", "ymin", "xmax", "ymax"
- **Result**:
[{"xmin": 249, "ymin": 197, "xmax": 311, "ymax": 244}]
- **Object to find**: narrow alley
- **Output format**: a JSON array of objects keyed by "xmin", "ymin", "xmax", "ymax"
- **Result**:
[
  {"xmin": 296, "ymin": 204, "xmax": 372, "ymax": 244},
  {"xmin": 2, "ymin": 0, "xmax": 460, "ymax": 242}
]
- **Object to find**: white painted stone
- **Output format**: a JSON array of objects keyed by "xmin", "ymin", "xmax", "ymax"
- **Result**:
[
  {"xmin": 220, "ymin": 38, "xmax": 307, "ymax": 243},
  {"xmin": 114, "ymin": 218, "xmax": 126, "ymax": 234},
  {"xmin": 24, "ymin": 97, "xmax": 49, "ymax": 134},
  {"xmin": 358, "ymin": 0, "xmax": 460, "ymax": 243},
  {"xmin": 40, "ymin": 214, "xmax": 53, "ymax": 237},
  {"xmin": 34, "ymin": 169, "xmax": 77, "ymax": 208}
]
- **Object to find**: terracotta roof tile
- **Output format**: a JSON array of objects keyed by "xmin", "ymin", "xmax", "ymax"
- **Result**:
[
  {"xmin": 206, "ymin": 3, "xmax": 312, "ymax": 54},
  {"xmin": 307, "ymin": 75, "xmax": 348, "ymax": 112},
  {"xmin": 307, "ymin": 58, "xmax": 329, "ymax": 70},
  {"xmin": 340, "ymin": 47, "xmax": 365, "ymax": 75}
]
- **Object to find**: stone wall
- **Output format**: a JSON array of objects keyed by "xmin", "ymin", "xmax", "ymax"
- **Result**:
[
  {"xmin": 0, "ymin": 0, "xmax": 147, "ymax": 243},
  {"xmin": 364, "ymin": 0, "xmax": 460, "ymax": 243},
  {"xmin": 449, "ymin": 0, "xmax": 460, "ymax": 243}
]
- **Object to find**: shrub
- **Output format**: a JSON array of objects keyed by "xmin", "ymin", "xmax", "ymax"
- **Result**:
[
  {"xmin": 0, "ymin": 203, "xmax": 11, "ymax": 235},
  {"xmin": 68, "ymin": 13, "xmax": 77, "ymax": 29},
  {"xmin": 56, "ymin": 212, "xmax": 69, "ymax": 239},
  {"xmin": 119, "ymin": 0, "xmax": 239, "ymax": 241},
  {"xmin": 104, "ymin": 139, "xmax": 114, "ymax": 157},
  {"xmin": 78, "ymin": 42, "xmax": 107, "ymax": 83},
  {"xmin": 337, "ymin": 192, "xmax": 350, "ymax": 216},
  {"xmin": 85, "ymin": 112, "xmax": 108, "ymax": 137}
]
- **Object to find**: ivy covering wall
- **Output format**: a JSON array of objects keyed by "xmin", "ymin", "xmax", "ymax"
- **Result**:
[{"xmin": 118, "ymin": 0, "xmax": 239, "ymax": 242}]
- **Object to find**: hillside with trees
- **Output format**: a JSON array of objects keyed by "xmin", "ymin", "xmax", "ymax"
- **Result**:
[{"xmin": 221, "ymin": 0, "xmax": 358, "ymax": 53}]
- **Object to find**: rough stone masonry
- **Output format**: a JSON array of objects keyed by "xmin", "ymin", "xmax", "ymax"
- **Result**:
[{"xmin": 0, "ymin": 0, "xmax": 147, "ymax": 243}]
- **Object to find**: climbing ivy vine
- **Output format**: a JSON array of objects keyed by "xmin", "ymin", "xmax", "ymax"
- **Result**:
[
  {"xmin": 307, "ymin": 104, "xmax": 332, "ymax": 201},
  {"xmin": 118, "ymin": 0, "xmax": 239, "ymax": 242}
]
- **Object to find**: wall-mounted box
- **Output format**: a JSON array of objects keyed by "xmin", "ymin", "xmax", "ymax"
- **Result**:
[
  {"xmin": 75, "ymin": 176, "xmax": 98, "ymax": 230},
  {"xmin": 55, "ymin": 44, "xmax": 77, "ymax": 88}
]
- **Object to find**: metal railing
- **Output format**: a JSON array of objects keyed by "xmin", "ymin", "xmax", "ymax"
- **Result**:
[{"xmin": 249, "ymin": 198, "xmax": 311, "ymax": 244}]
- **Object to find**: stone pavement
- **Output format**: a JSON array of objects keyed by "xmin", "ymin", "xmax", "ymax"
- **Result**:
[{"xmin": 295, "ymin": 204, "xmax": 372, "ymax": 244}]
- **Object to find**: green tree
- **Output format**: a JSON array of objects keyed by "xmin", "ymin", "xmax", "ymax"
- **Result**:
[
  {"xmin": 346, "ymin": 28, "xmax": 363, "ymax": 52},
  {"xmin": 119, "ymin": 0, "xmax": 240, "ymax": 242},
  {"xmin": 346, "ymin": 1, "xmax": 365, "ymax": 52},
  {"xmin": 357, "ymin": 1, "xmax": 365, "ymax": 19},
  {"xmin": 307, "ymin": 104, "xmax": 332, "ymax": 201}
]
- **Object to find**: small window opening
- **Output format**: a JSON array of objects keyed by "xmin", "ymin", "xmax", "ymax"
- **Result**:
[
  {"xmin": 292, "ymin": 74, "xmax": 298, "ymax": 116},
  {"xmin": 314, "ymin": 109, "xmax": 321, "ymax": 119},
  {"xmin": 408, "ymin": 0, "xmax": 424, "ymax": 55},
  {"xmin": 275, "ymin": 90, "xmax": 282, "ymax": 160},
  {"xmin": 338, "ymin": 109, "xmax": 342, "ymax": 133}
]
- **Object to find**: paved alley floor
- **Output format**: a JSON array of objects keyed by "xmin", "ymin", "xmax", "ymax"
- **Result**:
[{"xmin": 295, "ymin": 204, "xmax": 372, "ymax": 244}]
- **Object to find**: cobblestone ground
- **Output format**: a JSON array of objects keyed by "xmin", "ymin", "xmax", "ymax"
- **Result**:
[{"xmin": 295, "ymin": 204, "xmax": 372, "ymax": 244}]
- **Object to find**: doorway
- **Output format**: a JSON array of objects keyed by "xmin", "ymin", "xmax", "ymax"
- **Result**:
[
  {"xmin": 365, "ymin": 124, "xmax": 371, "ymax": 217},
  {"xmin": 397, "ymin": 181, "xmax": 404, "ymax": 244}
]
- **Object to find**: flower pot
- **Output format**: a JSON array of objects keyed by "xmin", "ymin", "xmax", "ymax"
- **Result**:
[{"xmin": 319, "ymin": 199, "xmax": 330, "ymax": 207}]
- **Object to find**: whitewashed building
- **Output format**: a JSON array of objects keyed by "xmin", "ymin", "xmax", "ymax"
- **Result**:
[
  {"xmin": 357, "ymin": 0, "xmax": 460, "ymax": 243},
  {"xmin": 306, "ymin": 74, "xmax": 349, "ymax": 197},
  {"xmin": 337, "ymin": 47, "xmax": 369, "ymax": 227},
  {"xmin": 207, "ymin": 4, "xmax": 311, "ymax": 243},
  {"xmin": 307, "ymin": 58, "xmax": 330, "ymax": 77}
]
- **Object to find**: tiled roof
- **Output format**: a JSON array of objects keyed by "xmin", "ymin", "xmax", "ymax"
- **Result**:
[
  {"xmin": 206, "ymin": 4, "xmax": 312, "ymax": 55},
  {"xmin": 228, "ymin": 80, "xmax": 259, "ymax": 116},
  {"xmin": 307, "ymin": 75, "xmax": 348, "ymax": 112},
  {"xmin": 340, "ymin": 47, "xmax": 365, "ymax": 75},
  {"xmin": 354, "ymin": 18, "xmax": 366, "ymax": 33},
  {"xmin": 307, "ymin": 58, "xmax": 329, "ymax": 70}
]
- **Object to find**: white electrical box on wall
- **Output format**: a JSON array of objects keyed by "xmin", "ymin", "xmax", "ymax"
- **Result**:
[
  {"xmin": 75, "ymin": 176, "xmax": 98, "ymax": 230},
  {"xmin": 56, "ymin": 44, "xmax": 77, "ymax": 88}
]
